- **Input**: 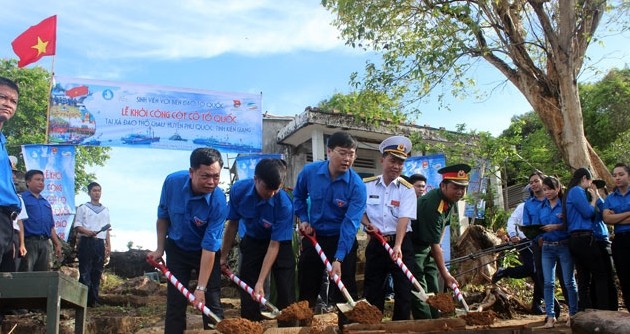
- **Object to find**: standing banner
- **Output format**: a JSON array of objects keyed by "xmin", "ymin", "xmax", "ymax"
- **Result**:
[
  {"xmin": 49, "ymin": 76, "xmax": 263, "ymax": 153},
  {"xmin": 22, "ymin": 145, "xmax": 76, "ymax": 241},
  {"xmin": 464, "ymin": 165, "xmax": 488, "ymax": 220},
  {"xmin": 403, "ymin": 153, "xmax": 446, "ymax": 193},
  {"xmin": 403, "ymin": 153, "xmax": 451, "ymax": 266},
  {"xmin": 234, "ymin": 154, "xmax": 284, "ymax": 180}
]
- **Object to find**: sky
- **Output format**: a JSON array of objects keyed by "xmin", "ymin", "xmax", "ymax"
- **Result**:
[{"xmin": 1, "ymin": 1, "xmax": 628, "ymax": 251}]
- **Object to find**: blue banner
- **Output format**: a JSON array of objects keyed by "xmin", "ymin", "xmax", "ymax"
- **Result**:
[
  {"xmin": 234, "ymin": 154, "xmax": 284, "ymax": 180},
  {"xmin": 48, "ymin": 76, "xmax": 263, "ymax": 153},
  {"xmin": 464, "ymin": 166, "xmax": 488, "ymax": 219},
  {"xmin": 21, "ymin": 145, "xmax": 76, "ymax": 241},
  {"xmin": 403, "ymin": 153, "xmax": 446, "ymax": 193}
]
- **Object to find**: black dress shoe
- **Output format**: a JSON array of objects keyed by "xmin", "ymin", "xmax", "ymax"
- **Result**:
[{"xmin": 531, "ymin": 304, "xmax": 545, "ymax": 315}]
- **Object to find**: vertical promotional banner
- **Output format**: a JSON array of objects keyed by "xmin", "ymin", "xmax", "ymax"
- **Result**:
[
  {"xmin": 49, "ymin": 76, "xmax": 263, "ymax": 153},
  {"xmin": 403, "ymin": 153, "xmax": 446, "ymax": 193},
  {"xmin": 403, "ymin": 153, "xmax": 451, "ymax": 266},
  {"xmin": 234, "ymin": 154, "xmax": 284, "ymax": 180},
  {"xmin": 22, "ymin": 145, "xmax": 76, "ymax": 241},
  {"xmin": 464, "ymin": 166, "xmax": 488, "ymax": 220}
]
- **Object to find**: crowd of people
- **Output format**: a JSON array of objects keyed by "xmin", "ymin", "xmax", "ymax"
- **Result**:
[
  {"xmin": 495, "ymin": 167, "xmax": 630, "ymax": 328},
  {"xmin": 2, "ymin": 75, "xmax": 629, "ymax": 334}
]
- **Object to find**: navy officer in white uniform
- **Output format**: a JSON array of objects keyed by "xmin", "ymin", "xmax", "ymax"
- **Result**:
[{"xmin": 362, "ymin": 135, "xmax": 417, "ymax": 320}]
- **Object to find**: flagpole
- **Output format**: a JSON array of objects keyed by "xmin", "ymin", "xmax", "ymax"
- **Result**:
[{"xmin": 44, "ymin": 55, "xmax": 56, "ymax": 144}]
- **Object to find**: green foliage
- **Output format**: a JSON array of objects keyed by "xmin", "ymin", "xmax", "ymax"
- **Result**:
[
  {"xmin": 0, "ymin": 59, "xmax": 110, "ymax": 193},
  {"xmin": 317, "ymin": 90, "xmax": 409, "ymax": 125}
]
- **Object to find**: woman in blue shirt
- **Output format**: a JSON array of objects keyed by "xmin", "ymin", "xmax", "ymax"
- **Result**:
[
  {"xmin": 539, "ymin": 176, "xmax": 577, "ymax": 328},
  {"xmin": 564, "ymin": 167, "xmax": 613, "ymax": 311},
  {"xmin": 603, "ymin": 163, "xmax": 630, "ymax": 312}
]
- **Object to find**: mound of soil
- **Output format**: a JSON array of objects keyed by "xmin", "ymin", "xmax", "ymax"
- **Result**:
[
  {"xmin": 216, "ymin": 318, "xmax": 263, "ymax": 334},
  {"xmin": 277, "ymin": 300, "xmax": 314, "ymax": 322},
  {"xmin": 426, "ymin": 293, "xmax": 456, "ymax": 313},
  {"xmin": 460, "ymin": 310, "xmax": 497, "ymax": 326},
  {"xmin": 345, "ymin": 301, "xmax": 382, "ymax": 324}
]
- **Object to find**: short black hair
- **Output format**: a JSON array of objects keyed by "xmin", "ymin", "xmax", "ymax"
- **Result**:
[
  {"xmin": 255, "ymin": 158, "xmax": 287, "ymax": 190},
  {"xmin": 190, "ymin": 148, "xmax": 223, "ymax": 169},
  {"xmin": 408, "ymin": 174, "xmax": 427, "ymax": 184},
  {"xmin": 0, "ymin": 77, "xmax": 19, "ymax": 95},
  {"xmin": 25, "ymin": 169, "xmax": 43, "ymax": 182},
  {"xmin": 327, "ymin": 132, "xmax": 357, "ymax": 150},
  {"xmin": 87, "ymin": 182, "xmax": 101, "ymax": 192}
]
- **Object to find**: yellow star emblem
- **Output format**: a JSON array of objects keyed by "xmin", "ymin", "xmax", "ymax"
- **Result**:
[{"xmin": 31, "ymin": 36, "xmax": 49, "ymax": 56}]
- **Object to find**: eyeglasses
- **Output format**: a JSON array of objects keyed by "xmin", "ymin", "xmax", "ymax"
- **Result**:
[{"xmin": 333, "ymin": 149, "xmax": 356, "ymax": 159}]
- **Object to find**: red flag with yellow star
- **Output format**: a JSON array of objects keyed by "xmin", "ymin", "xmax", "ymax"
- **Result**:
[{"xmin": 11, "ymin": 15, "xmax": 57, "ymax": 68}]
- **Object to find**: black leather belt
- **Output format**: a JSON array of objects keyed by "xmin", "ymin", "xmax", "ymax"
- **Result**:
[
  {"xmin": 25, "ymin": 235, "xmax": 50, "ymax": 240},
  {"xmin": 543, "ymin": 240, "xmax": 568, "ymax": 246},
  {"xmin": 570, "ymin": 230, "xmax": 593, "ymax": 238},
  {"xmin": 382, "ymin": 234, "xmax": 396, "ymax": 243},
  {"xmin": 0, "ymin": 206, "xmax": 18, "ymax": 221}
]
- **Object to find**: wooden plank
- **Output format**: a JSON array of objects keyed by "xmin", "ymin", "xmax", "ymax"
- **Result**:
[{"xmin": 343, "ymin": 318, "xmax": 467, "ymax": 333}]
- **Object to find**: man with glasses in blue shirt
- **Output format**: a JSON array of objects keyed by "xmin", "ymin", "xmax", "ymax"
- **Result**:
[
  {"xmin": 293, "ymin": 131, "xmax": 367, "ymax": 324},
  {"xmin": 148, "ymin": 148, "xmax": 227, "ymax": 334}
]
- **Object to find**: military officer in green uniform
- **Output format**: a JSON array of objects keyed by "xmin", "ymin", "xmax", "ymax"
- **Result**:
[{"xmin": 411, "ymin": 163, "xmax": 470, "ymax": 319}]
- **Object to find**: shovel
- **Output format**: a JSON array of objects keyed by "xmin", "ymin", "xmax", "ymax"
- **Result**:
[
  {"xmin": 367, "ymin": 229, "xmax": 432, "ymax": 302},
  {"xmin": 450, "ymin": 282, "xmax": 471, "ymax": 313},
  {"xmin": 146, "ymin": 256, "xmax": 222, "ymax": 326},
  {"xmin": 221, "ymin": 266, "xmax": 280, "ymax": 319},
  {"xmin": 300, "ymin": 229, "xmax": 367, "ymax": 314}
]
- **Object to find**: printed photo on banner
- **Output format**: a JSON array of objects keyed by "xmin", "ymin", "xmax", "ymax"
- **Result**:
[{"xmin": 48, "ymin": 76, "xmax": 263, "ymax": 153}]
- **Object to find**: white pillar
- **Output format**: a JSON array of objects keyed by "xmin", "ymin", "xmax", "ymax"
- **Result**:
[{"xmin": 311, "ymin": 129, "xmax": 325, "ymax": 161}]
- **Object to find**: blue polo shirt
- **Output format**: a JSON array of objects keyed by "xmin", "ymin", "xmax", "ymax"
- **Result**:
[
  {"xmin": 603, "ymin": 188, "xmax": 630, "ymax": 234},
  {"xmin": 21, "ymin": 190, "xmax": 54, "ymax": 237},
  {"xmin": 227, "ymin": 178, "xmax": 293, "ymax": 242},
  {"xmin": 539, "ymin": 199, "xmax": 568, "ymax": 242},
  {"xmin": 565, "ymin": 186, "xmax": 600, "ymax": 232},
  {"xmin": 0, "ymin": 133, "xmax": 20, "ymax": 209},
  {"xmin": 522, "ymin": 196, "xmax": 545, "ymax": 226},
  {"xmin": 158, "ymin": 170, "xmax": 227, "ymax": 252},
  {"xmin": 293, "ymin": 160, "xmax": 367, "ymax": 261},
  {"xmin": 593, "ymin": 201, "xmax": 609, "ymax": 240}
]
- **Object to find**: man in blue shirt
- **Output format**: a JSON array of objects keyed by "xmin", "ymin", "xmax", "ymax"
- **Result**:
[
  {"xmin": 148, "ymin": 148, "xmax": 227, "ymax": 334},
  {"xmin": 0, "ymin": 77, "xmax": 22, "ymax": 270},
  {"xmin": 293, "ymin": 131, "xmax": 367, "ymax": 318},
  {"xmin": 19, "ymin": 170, "xmax": 62, "ymax": 272},
  {"xmin": 220, "ymin": 158, "xmax": 295, "ymax": 321}
]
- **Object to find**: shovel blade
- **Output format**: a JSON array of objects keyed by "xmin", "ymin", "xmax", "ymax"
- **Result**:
[
  {"xmin": 336, "ymin": 302, "xmax": 353, "ymax": 314},
  {"xmin": 411, "ymin": 289, "xmax": 433, "ymax": 302},
  {"xmin": 260, "ymin": 311, "xmax": 278, "ymax": 319}
]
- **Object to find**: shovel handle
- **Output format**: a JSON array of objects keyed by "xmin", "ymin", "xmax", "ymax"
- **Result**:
[
  {"xmin": 146, "ymin": 256, "xmax": 222, "ymax": 324},
  {"xmin": 369, "ymin": 230, "xmax": 426, "ymax": 294},
  {"xmin": 300, "ymin": 229, "xmax": 356, "ymax": 307},
  {"xmin": 450, "ymin": 283, "xmax": 470, "ymax": 312},
  {"xmin": 221, "ymin": 267, "xmax": 279, "ymax": 314}
]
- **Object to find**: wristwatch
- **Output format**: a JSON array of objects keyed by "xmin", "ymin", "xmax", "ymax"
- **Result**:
[
  {"xmin": 334, "ymin": 258, "xmax": 343, "ymax": 264},
  {"xmin": 195, "ymin": 285, "xmax": 207, "ymax": 292}
]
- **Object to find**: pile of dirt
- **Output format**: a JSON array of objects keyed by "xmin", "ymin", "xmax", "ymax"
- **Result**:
[
  {"xmin": 216, "ymin": 318, "xmax": 263, "ymax": 334},
  {"xmin": 426, "ymin": 293, "xmax": 456, "ymax": 313},
  {"xmin": 277, "ymin": 300, "xmax": 314, "ymax": 323},
  {"xmin": 345, "ymin": 301, "xmax": 382, "ymax": 324},
  {"xmin": 459, "ymin": 310, "xmax": 497, "ymax": 326}
]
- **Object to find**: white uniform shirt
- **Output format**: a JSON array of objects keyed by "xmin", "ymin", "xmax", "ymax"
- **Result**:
[
  {"xmin": 75, "ymin": 202, "xmax": 110, "ymax": 240},
  {"xmin": 364, "ymin": 176, "xmax": 417, "ymax": 235},
  {"xmin": 12, "ymin": 196, "xmax": 28, "ymax": 231},
  {"xmin": 507, "ymin": 203, "xmax": 527, "ymax": 239}
]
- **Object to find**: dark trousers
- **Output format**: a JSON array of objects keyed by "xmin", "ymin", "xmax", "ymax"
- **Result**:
[
  {"xmin": 78, "ymin": 237, "xmax": 105, "ymax": 307},
  {"xmin": 595, "ymin": 239, "xmax": 618, "ymax": 310},
  {"xmin": 298, "ymin": 235, "xmax": 358, "ymax": 306},
  {"xmin": 569, "ymin": 235, "xmax": 615, "ymax": 311},
  {"xmin": 0, "ymin": 229, "xmax": 20, "ymax": 272},
  {"xmin": 612, "ymin": 233, "xmax": 630, "ymax": 311},
  {"xmin": 0, "ymin": 214, "xmax": 14, "ymax": 269},
  {"xmin": 239, "ymin": 236, "xmax": 295, "ymax": 321},
  {"xmin": 363, "ymin": 233, "xmax": 413, "ymax": 320},
  {"xmin": 164, "ymin": 239, "xmax": 223, "ymax": 334}
]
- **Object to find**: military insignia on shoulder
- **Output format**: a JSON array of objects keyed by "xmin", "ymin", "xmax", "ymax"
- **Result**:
[
  {"xmin": 363, "ymin": 176, "xmax": 379, "ymax": 183},
  {"xmin": 398, "ymin": 177, "xmax": 413, "ymax": 188}
]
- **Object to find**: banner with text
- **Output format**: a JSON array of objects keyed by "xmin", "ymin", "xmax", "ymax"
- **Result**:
[
  {"xmin": 403, "ymin": 153, "xmax": 446, "ymax": 193},
  {"xmin": 49, "ymin": 76, "xmax": 263, "ymax": 153},
  {"xmin": 22, "ymin": 145, "xmax": 76, "ymax": 241},
  {"xmin": 234, "ymin": 154, "xmax": 284, "ymax": 180}
]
